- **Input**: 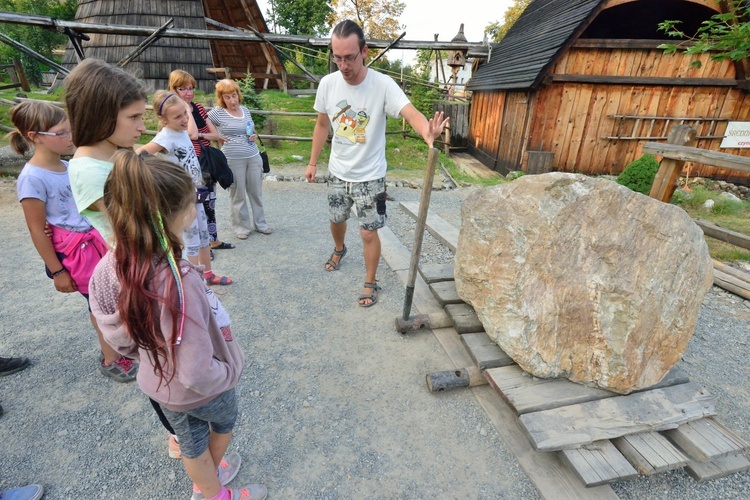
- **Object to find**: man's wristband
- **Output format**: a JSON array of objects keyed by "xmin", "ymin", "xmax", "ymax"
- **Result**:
[
  {"xmin": 50, "ymin": 267, "xmax": 67, "ymax": 277},
  {"xmin": 307, "ymin": 163, "xmax": 316, "ymax": 167}
]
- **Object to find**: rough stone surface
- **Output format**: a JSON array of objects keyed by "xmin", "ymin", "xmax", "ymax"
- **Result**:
[{"xmin": 455, "ymin": 173, "xmax": 714, "ymax": 394}]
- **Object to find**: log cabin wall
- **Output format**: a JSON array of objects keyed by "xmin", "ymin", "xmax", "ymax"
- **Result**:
[
  {"xmin": 526, "ymin": 47, "xmax": 750, "ymax": 184},
  {"xmin": 466, "ymin": 0, "xmax": 750, "ymax": 185}
]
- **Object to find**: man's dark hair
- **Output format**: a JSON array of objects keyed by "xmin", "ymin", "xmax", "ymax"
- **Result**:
[{"xmin": 331, "ymin": 20, "xmax": 366, "ymax": 50}]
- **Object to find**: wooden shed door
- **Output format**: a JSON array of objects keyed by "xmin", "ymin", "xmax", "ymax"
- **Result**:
[{"xmin": 496, "ymin": 91, "xmax": 530, "ymax": 174}]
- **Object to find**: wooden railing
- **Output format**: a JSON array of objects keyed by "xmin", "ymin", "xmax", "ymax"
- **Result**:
[{"xmin": 644, "ymin": 125, "xmax": 750, "ymax": 298}]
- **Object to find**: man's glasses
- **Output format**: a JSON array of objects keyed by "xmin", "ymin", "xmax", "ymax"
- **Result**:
[
  {"xmin": 176, "ymin": 86, "xmax": 195, "ymax": 92},
  {"xmin": 36, "ymin": 130, "xmax": 71, "ymax": 138},
  {"xmin": 332, "ymin": 52, "xmax": 361, "ymax": 64}
]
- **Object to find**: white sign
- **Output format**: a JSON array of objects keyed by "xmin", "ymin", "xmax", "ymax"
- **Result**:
[{"xmin": 721, "ymin": 122, "xmax": 750, "ymax": 148}]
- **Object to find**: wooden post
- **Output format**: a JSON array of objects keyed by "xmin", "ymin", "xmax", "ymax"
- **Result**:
[
  {"xmin": 443, "ymin": 120, "xmax": 451, "ymax": 156},
  {"xmin": 648, "ymin": 124, "xmax": 697, "ymax": 203},
  {"xmin": 12, "ymin": 57, "xmax": 30, "ymax": 92}
]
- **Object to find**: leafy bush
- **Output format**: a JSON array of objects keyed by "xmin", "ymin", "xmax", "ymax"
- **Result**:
[
  {"xmin": 616, "ymin": 154, "xmax": 659, "ymax": 195},
  {"xmin": 236, "ymin": 75, "xmax": 266, "ymax": 130}
]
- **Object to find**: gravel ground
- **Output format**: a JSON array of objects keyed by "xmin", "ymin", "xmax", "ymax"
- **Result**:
[{"xmin": 0, "ymin": 165, "xmax": 748, "ymax": 499}]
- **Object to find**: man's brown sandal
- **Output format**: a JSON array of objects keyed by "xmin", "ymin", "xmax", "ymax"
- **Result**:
[
  {"xmin": 325, "ymin": 244, "xmax": 347, "ymax": 271},
  {"xmin": 359, "ymin": 281, "xmax": 380, "ymax": 307}
]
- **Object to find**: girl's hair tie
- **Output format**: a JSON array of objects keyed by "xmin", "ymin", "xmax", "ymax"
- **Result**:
[{"xmin": 158, "ymin": 93, "xmax": 176, "ymax": 116}]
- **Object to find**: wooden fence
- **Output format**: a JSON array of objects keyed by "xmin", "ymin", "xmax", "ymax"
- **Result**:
[{"xmin": 644, "ymin": 125, "xmax": 750, "ymax": 299}]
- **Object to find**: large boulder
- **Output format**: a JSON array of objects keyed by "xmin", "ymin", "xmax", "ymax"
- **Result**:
[{"xmin": 455, "ymin": 173, "xmax": 713, "ymax": 394}]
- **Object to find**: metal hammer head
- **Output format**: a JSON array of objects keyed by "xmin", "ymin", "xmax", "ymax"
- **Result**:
[{"xmin": 395, "ymin": 314, "xmax": 431, "ymax": 333}]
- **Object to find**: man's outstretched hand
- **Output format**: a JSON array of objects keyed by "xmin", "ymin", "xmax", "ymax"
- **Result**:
[{"xmin": 426, "ymin": 111, "xmax": 450, "ymax": 148}]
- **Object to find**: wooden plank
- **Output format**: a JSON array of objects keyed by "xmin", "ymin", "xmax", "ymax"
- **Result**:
[
  {"xmin": 664, "ymin": 417, "xmax": 749, "ymax": 462},
  {"xmin": 519, "ymin": 382, "xmax": 717, "ymax": 452},
  {"xmin": 713, "ymin": 268, "xmax": 750, "ymax": 301},
  {"xmin": 445, "ymin": 303, "xmax": 484, "ymax": 334},
  {"xmin": 429, "ymin": 281, "xmax": 463, "ymax": 306},
  {"xmin": 486, "ymin": 364, "xmax": 618, "ymax": 415},
  {"xmin": 686, "ymin": 454, "xmax": 750, "ymax": 483},
  {"xmin": 612, "ymin": 432, "xmax": 689, "ymax": 475},
  {"xmin": 418, "ymin": 263, "xmax": 455, "ymax": 283},
  {"xmin": 378, "ymin": 226, "xmax": 619, "ymax": 499},
  {"xmin": 474, "ymin": 386, "xmax": 620, "ymax": 499},
  {"xmin": 559, "ymin": 440, "xmax": 639, "ymax": 487},
  {"xmin": 399, "ymin": 201, "xmax": 459, "ymax": 253},
  {"xmin": 695, "ymin": 219, "xmax": 750, "ymax": 250},
  {"xmin": 487, "ymin": 365, "xmax": 691, "ymax": 415},
  {"xmin": 460, "ymin": 332, "xmax": 514, "ymax": 370}
]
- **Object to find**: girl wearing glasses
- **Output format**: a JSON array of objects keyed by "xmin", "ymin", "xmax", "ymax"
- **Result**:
[{"xmin": 8, "ymin": 100, "xmax": 120, "ymax": 380}]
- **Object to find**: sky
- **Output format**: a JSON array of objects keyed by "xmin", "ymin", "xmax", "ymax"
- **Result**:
[{"xmin": 255, "ymin": 0, "xmax": 516, "ymax": 66}]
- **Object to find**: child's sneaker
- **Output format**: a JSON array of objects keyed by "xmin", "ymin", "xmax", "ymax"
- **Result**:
[
  {"xmin": 229, "ymin": 484, "xmax": 267, "ymax": 500},
  {"xmin": 217, "ymin": 451, "xmax": 241, "ymax": 485},
  {"xmin": 168, "ymin": 435, "xmax": 182, "ymax": 459},
  {"xmin": 190, "ymin": 452, "xmax": 243, "ymax": 499},
  {"xmin": 99, "ymin": 356, "xmax": 137, "ymax": 382}
]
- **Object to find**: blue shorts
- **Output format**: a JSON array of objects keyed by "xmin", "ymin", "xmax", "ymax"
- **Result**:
[
  {"xmin": 158, "ymin": 388, "xmax": 238, "ymax": 459},
  {"xmin": 327, "ymin": 176, "xmax": 386, "ymax": 231}
]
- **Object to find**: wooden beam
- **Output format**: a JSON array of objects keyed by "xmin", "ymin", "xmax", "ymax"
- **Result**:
[
  {"xmin": 0, "ymin": 11, "xmax": 489, "ymax": 53},
  {"xmin": 643, "ymin": 142, "xmax": 750, "ymax": 175},
  {"xmin": 695, "ymin": 220, "xmax": 750, "ymax": 250},
  {"xmin": 572, "ymin": 38, "xmax": 698, "ymax": 49},
  {"xmin": 0, "ymin": 32, "xmax": 69, "ymax": 75},
  {"xmin": 117, "ymin": 18, "xmax": 174, "ymax": 68},
  {"xmin": 367, "ymin": 32, "xmax": 407, "ymax": 68},
  {"xmin": 11, "ymin": 57, "xmax": 30, "ymax": 92},
  {"xmin": 648, "ymin": 125, "xmax": 697, "ymax": 202},
  {"xmin": 549, "ymin": 74, "xmax": 742, "ymax": 87}
]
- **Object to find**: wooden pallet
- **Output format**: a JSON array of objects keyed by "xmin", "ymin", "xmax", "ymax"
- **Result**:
[{"xmin": 389, "ymin": 207, "xmax": 750, "ymax": 492}]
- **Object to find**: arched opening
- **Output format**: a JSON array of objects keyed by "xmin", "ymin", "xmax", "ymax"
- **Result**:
[{"xmin": 581, "ymin": 0, "xmax": 718, "ymax": 39}]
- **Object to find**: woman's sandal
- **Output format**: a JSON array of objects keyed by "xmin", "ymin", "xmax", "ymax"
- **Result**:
[
  {"xmin": 205, "ymin": 272, "xmax": 233, "ymax": 286},
  {"xmin": 325, "ymin": 244, "xmax": 347, "ymax": 271},
  {"xmin": 212, "ymin": 241, "xmax": 236, "ymax": 250},
  {"xmin": 359, "ymin": 282, "xmax": 380, "ymax": 307}
]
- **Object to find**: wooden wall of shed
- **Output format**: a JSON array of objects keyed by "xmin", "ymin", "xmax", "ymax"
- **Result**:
[
  {"xmin": 532, "ymin": 47, "xmax": 750, "ymax": 183},
  {"xmin": 470, "ymin": 45, "xmax": 750, "ymax": 184}
]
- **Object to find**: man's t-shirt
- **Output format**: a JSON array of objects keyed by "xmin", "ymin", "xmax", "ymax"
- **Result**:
[{"xmin": 315, "ymin": 69, "xmax": 410, "ymax": 182}]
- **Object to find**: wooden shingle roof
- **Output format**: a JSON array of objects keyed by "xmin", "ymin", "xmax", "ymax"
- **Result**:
[{"xmin": 467, "ymin": 0, "xmax": 603, "ymax": 91}]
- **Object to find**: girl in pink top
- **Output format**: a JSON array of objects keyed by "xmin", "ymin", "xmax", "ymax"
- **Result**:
[{"xmin": 9, "ymin": 100, "xmax": 133, "ymax": 383}]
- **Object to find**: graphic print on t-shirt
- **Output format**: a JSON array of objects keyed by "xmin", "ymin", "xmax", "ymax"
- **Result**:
[{"xmin": 333, "ymin": 99, "xmax": 370, "ymax": 144}]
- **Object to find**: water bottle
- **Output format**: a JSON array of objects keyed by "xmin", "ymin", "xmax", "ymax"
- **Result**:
[{"xmin": 246, "ymin": 120, "xmax": 254, "ymax": 144}]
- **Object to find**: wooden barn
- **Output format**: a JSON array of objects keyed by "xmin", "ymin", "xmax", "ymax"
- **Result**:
[
  {"xmin": 466, "ymin": 0, "xmax": 750, "ymax": 184},
  {"xmin": 61, "ymin": 0, "xmax": 283, "ymax": 92}
]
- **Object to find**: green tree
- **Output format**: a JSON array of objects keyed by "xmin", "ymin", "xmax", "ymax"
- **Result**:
[
  {"xmin": 658, "ymin": 0, "xmax": 750, "ymax": 68},
  {"xmin": 268, "ymin": 0, "xmax": 333, "ymax": 36},
  {"xmin": 0, "ymin": 0, "xmax": 77, "ymax": 84},
  {"xmin": 330, "ymin": 0, "xmax": 405, "ymax": 41},
  {"xmin": 485, "ymin": 0, "xmax": 532, "ymax": 42}
]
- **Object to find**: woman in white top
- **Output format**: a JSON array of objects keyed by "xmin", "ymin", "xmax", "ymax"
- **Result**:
[{"xmin": 207, "ymin": 79, "xmax": 272, "ymax": 239}]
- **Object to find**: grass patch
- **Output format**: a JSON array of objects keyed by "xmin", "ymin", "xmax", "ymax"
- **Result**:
[{"xmin": 672, "ymin": 185, "xmax": 750, "ymax": 263}]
